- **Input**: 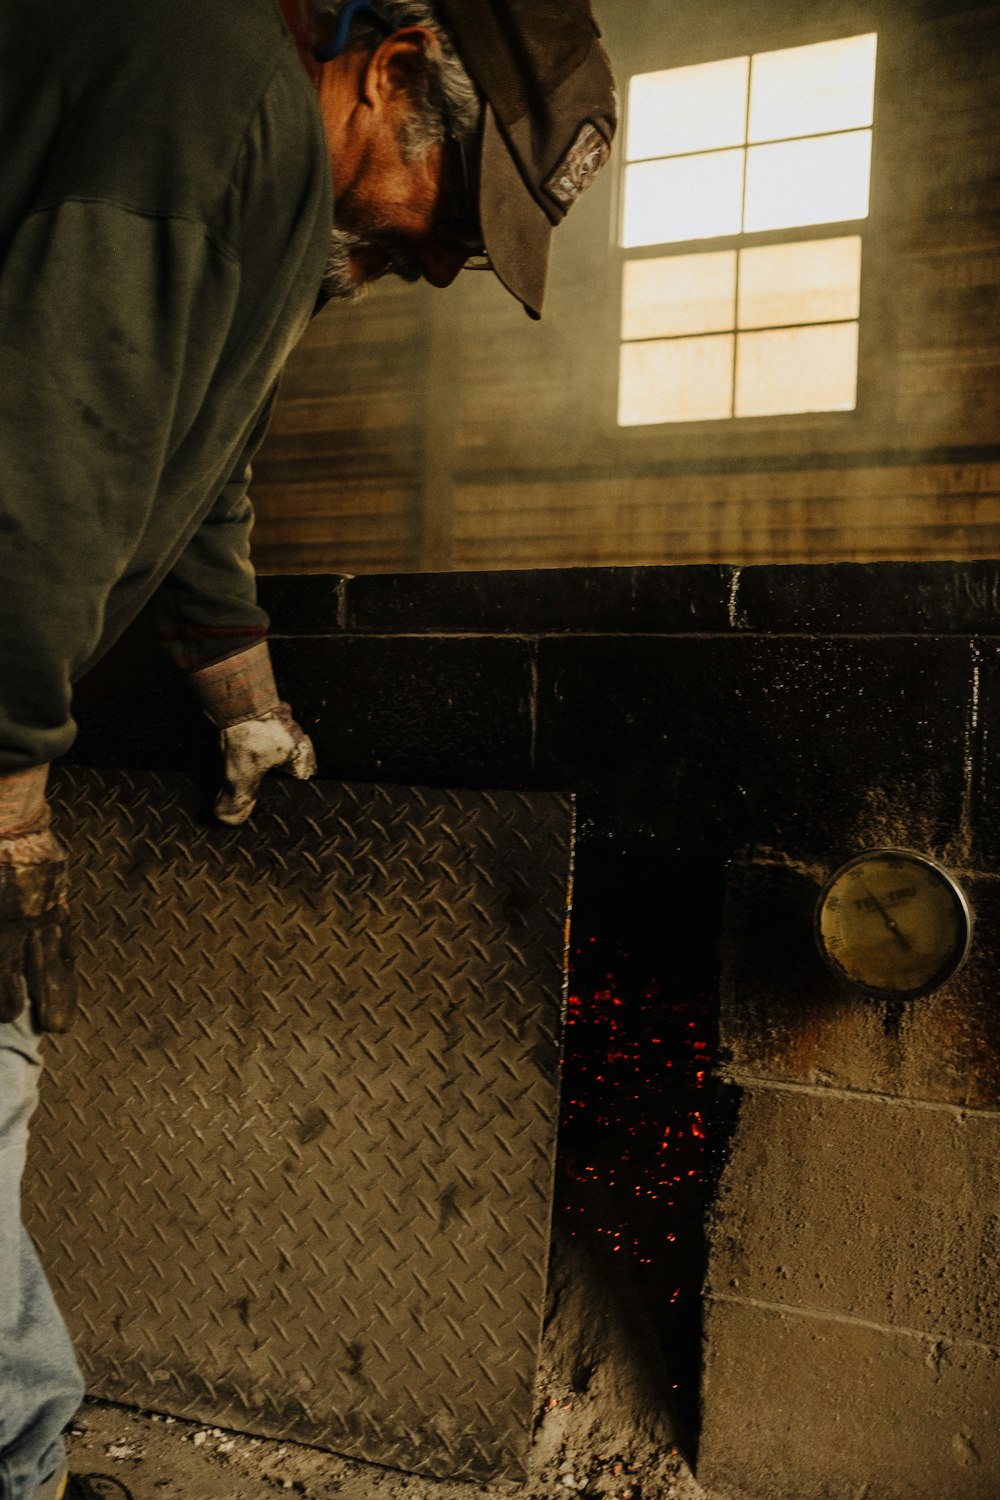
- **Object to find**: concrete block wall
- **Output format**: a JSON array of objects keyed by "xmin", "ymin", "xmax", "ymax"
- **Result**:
[
  {"xmin": 691, "ymin": 566, "xmax": 1000, "ymax": 1499},
  {"xmin": 71, "ymin": 561, "xmax": 1000, "ymax": 1500},
  {"xmin": 699, "ymin": 866, "xmax": 1000, "ymax": 1500}
]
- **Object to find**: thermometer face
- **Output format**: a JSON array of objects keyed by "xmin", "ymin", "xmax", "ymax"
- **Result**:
[{"xmin": 815, "ymin": 850, "xmax": 972, "ymax": 999}]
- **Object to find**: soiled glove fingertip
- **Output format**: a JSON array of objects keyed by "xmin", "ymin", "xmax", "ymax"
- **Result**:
[
  {"xmin": 290, "ymin": 739, "xmax": 318, "ymax": 781},
  {"xmin": 25, "ymin": 924, "xmax": 78, "ymax": 1033},
  {"xmin": 40, "ymin": 999, "xmax": 76, "ymax": 1035}
]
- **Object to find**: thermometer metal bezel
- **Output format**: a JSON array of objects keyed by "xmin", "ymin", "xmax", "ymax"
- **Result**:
[{"xmin": 814, "ymin": 848, "xmax": 973, "ymax": 1000}]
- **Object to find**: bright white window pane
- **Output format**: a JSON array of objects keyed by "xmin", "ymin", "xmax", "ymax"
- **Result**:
[
  {"xmin": 749, "ymin": 33, "xmax": 877, "ymax": 143},
  {"xmin": 619, "ymin": 335, "xmax": 735, "ymax": 426},
  {"xmin": 735, "ymin": 322, "xmax": 859, "ymax": 416},
  {"xmin": 622, "ymin": 152, "xmax": 745, "ymax": 247},
  {"xmin": 738, "ymin": 236, "xmax": 862, "ymax": 329},
  {"xmin": 622, "ymin": 252, "xmax": 737, "ymax": 340},
  {"xmin": 744, "ymin": 131, "xmax": 872, "ymax": 232},
  {"xmin": 627, "ymin": 57, "xmax": 750, "ymax": 161}
]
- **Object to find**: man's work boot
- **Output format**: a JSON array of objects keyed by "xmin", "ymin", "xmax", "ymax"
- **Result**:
[
  {"xmin": 33, "ymin": 1466, "xmax": 133, "ymax": 1500},
  {"xmin": 65, "ymin": 1478, "xmax": 134, "ymax": 1499}
]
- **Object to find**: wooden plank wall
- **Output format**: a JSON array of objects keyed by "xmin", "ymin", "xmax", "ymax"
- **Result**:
[
  {"xmin": 250, "ymin": 0, "xmax": 1000, "ymax": 574},
  {"xmin": 251, "ymin": 282, "xmax": 427, "ymax": 573}
]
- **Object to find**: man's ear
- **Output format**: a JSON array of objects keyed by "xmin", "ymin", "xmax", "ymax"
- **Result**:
[{"xmin": 362, "ymin": 26, "xmax": 440, "ymax": 113}]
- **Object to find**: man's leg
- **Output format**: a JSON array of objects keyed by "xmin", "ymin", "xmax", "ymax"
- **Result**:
[{"xmin": 0, "ymin": 1009, "xmax": 85, "ymax": 1500}]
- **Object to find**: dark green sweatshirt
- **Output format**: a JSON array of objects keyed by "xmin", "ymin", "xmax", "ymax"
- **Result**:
[{"xmin": 0, "ymin": 0, "xmax": 333, "ymax": 771}]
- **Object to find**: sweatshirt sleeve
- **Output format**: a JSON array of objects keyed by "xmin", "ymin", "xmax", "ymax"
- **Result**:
[
  {"xmin": 154, "ymin": 391, "xmax": 278, "ymax": 673},
  {"xmin": 0, "ymin": 200, "xmax": 241, "ymax": 772}
]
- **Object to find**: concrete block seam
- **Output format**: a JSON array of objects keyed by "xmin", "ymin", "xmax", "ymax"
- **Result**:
[
  {"xmin": 704, "ymin": 1292, "xmax": 1000, "ymax": 1357},
  {"xmin": 529, "ymin": 641, "xmax": 539, "ymax": 773},
  {"xmin": 336, "ymin": 576, "xmax": 350, "ymax": 631},
  {"xmin": 960, "ymin": 638, "xmax": 983, "ymax": 857},
  {"xmin": 722, "ymin": 1071, "xmax": 1000, "ymax": 1121}
]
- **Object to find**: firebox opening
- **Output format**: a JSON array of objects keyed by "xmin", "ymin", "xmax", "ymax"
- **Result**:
[{"xmin": 558, "ymin": 843, "xmax": 737, "ymax": 1455}]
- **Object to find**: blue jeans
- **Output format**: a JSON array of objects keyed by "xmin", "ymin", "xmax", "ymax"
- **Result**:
[{"xmin": 0, "ymin": 1010, "xmax": 85, "ymax": 1500}]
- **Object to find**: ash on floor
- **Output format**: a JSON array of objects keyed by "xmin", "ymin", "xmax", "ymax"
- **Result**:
[{"xmin": 66, "ymin": 1223, "xmax": 711, "ymax": 1500}]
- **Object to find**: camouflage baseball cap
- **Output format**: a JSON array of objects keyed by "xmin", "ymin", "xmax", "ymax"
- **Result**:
[{"xmin": 434, "ymin": 0, "xmax": 618, "ymax": 318}]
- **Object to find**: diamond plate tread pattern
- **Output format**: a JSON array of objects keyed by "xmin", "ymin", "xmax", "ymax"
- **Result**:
[{"xmin": 23, "ymin": 768, "xmax": 573, "ymax": 1481}]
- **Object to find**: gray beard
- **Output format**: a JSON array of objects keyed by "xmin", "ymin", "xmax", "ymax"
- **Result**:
[{"xmin": 322, "ymin": 226, "xmax": 424, "ymax": 302}]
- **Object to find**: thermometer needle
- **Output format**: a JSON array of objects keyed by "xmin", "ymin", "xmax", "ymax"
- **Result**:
[{"xmin": 862, "ymin": 885, "xmax": 911, "ymax": 952}]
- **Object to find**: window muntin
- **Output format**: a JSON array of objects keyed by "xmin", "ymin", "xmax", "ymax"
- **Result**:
[{"xmin": 618, "ymin": 33, "xmax": 877, "ymax": 426}]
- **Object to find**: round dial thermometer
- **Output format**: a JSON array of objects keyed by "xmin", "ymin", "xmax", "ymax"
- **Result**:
[{"xmin": 815, "ymin": 850, "xmax": 972, "ymax": 999}]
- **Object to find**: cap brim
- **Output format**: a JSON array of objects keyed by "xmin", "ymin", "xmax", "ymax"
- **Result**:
[{"xmin": 478, "ymin": 106, "xmax": 552, "ymax": 320}]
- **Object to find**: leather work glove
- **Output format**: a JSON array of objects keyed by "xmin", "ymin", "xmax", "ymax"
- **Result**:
[
  {"xmin": 188, "ymin": 641, "xmax": 317, "ymax": 826},
  {"xmin": 0, "ymin": 766, "xmax": 77, "ymax": 1033}
]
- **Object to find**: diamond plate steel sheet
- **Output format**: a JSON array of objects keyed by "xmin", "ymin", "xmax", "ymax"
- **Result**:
[{"xmin": 24, "ymin": 767, "xmax": 573, "ymax": 1481}]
